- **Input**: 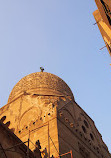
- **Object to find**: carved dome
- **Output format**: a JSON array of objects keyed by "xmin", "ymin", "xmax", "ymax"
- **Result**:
[{"xmin": 8, "ymin": 72, "xmax": 74, "ymax": 103}]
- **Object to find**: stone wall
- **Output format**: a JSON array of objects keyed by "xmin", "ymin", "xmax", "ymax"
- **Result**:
[
  {"xmin": 57, "ymin": 101, "xmax": 111, "ymax": 158},
  {"xmin": 0, "ymin": 121, "xmax": 36, "ymax": 158}
]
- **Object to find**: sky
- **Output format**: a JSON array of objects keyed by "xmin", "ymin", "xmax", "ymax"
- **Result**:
[{"xmin": 0, "ymin": 0, "xmax": 111, "ymax": 153}]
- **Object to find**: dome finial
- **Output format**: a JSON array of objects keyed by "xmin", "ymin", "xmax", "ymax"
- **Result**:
[{"xmin": 40, "ymin": 67, "xmax": 44, "ymax": 72}]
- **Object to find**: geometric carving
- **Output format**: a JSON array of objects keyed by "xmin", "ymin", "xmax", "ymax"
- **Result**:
[{"xmin": 8, "ymin": 72, "xmax": 74, "ymax": 103}]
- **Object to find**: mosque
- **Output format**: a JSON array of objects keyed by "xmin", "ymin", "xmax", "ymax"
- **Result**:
[
  {"xmin": 0, "ymin": 71, "xmax": 111, "ymax": 158},
  {"xmin": 0, "ymin": 0, "xmax": 111, "ymax": 157}
]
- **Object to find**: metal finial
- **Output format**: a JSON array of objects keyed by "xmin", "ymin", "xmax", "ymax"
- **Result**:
[{"xmin": 40, "ymin": 67, "xmax": 44, "ymax": 72}]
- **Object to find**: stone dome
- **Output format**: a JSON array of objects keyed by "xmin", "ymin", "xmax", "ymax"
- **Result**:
[{"xmin": 8, "ymin": 72, "xmax": 74, "ymax": 103}]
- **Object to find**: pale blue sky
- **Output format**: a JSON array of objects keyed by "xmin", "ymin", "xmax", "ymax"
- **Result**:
[{"xmin": 0, "ymin": 0, "xmax": 111, "ymax": 152}]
